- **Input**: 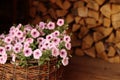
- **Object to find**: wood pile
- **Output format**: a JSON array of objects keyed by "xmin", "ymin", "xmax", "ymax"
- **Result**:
[{"xmin": 29, "ymin": 0, "xmax": 120, "ymax": 63}]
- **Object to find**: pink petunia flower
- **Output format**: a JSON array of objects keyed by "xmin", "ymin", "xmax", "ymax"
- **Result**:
[
  {"xmin": 24, "ymin": 42, "xmax": 30, "ymax": 48},
  {"xmin": 37, "ymin": 37, "xmax": 44, "ymax": 43},
  {"xmin": 39, "ymin": 22, "xmax": 46, "ymax": 29},
  {"xmin": 9, "ymin": 30, "xmax": 16, "ymax": 38},
  {"xmin": 24, "ymin": 25, "xmax": 33, "ymax": 34},
  {"xmin": 13, "ymin": 45, "xmax": 21, "ymax": 53},
  {"xmin": 11, "ymin": 53, "xmax": 16, "ymax": 62},
  {"xmin": 40, "ymin": 45, "xmax": 47, "ymax": 51},
  {"xmin": 15, "ymin": 43, "xmax": 23, "ymax": 49},
  {"xmin": 65, "ymin": 42, "xmax": 71, "ymax": 50},
  {"xmin": 33, "ymin": 49, "xmax": 42, "ymax": 59},
  {"xmin": 4, "ymin": 36, "xmax": 13, "ymax": 44},
  {"xmin": 10, "ymin": 26, "xmax": 16, "ymax": 31},
  {"xmin": 47, "ymin": 21, "xmax": 55, "ymax": 30},
  {"xmin": 0, "ymin": 53, "xmax": 7, "ymax": 64},
  {"xmin": 23, "ymin": 48, "xmax": 32, "ymax": 57},
  {"xmin": 60, "ymin": 49, "xmax": 67, "ymax": 58},
  {"xmin": 62, "ymin": 57, "xmax": 69, "ymax": 66},
  {"xmin": 18, "ymin": 37, "xmax": 25, "ymax": 43},
  {"xmin": 16, "ymin": 24, "xmax": 22, "ymax": 29},
  {"xmin": 26, "ymin": 38, "xmax": 34, "ymax": 44},
  {"xmin": 52, "ymin": 30, "xmax": 60, "ymax": 37},
  {"xmin": 16, "ymin": 30, "xmax": 23, "ymax": 38},
  {"xmin": 46, "ymin": 34, "xmax": 53, "ymax": 41},
  {"xmin": 0, "ymin": 47, "xmax": 6, "ymax": 55},
  {"xmin": 57, "ymin": 19, "xmax": 64, "ymax": 26},
  {"xmin": 63, "ymin": 35, "xmax": 71, "ymax": 43},
  {"xmin": 15, "ymin": 28, "xmax": 20, "ymax": 33},
  {"xmin": 43, "ymin": 40, "xmax": 51, "ymax": 48},
  {"xmin": 52, "ymin": 37, "xmax": 60, "ymax": 45},
  {"xmin": 0, "ymin": 34, "xmax": 5, "ymax": 39},
  {"xmin": 31, "ymin": 29, "xmax": 40, "ymax": 38},
  {"xmin": 5, "ymin": 44, "xmax": 12, "ymax": 51},
  {"xmin": 52, "ymin": 47, "xmax": 59, "ymax": 57}
]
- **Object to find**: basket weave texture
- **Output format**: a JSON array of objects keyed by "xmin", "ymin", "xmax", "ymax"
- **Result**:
[{"xmin": 0, "ymin": 58, "xmax": 64, "ymax": 80}]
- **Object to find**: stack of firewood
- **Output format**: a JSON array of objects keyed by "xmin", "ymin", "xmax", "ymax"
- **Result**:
[{"xmin": 29, "ymin": 0, "xmax": 120, "ymax": 63}]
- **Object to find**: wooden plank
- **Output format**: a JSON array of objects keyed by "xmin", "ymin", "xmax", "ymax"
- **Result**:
[
  {"xmin": 75, "ymin": 48, "xmax": 84, "ymax": 56},
  {"xmin": 63, "ymin": 55, "xmax": 120, "ymax": 80}
]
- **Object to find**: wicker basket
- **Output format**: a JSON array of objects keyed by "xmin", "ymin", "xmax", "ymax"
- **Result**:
[{"xmin": 0, "ymin": 58, "xmax": 64, "ymax": 80}]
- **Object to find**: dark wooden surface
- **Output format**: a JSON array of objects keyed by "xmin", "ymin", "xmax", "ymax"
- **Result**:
[{"xmin": 63, "ymin": 55, "xmax": 120, "ymax": 80}]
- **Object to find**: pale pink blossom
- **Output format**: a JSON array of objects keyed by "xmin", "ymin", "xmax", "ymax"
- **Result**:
[
  {"xmin": 49, "ymin": 43, "xmax": 56, "ymax": 49},
  {"xmin": 0, "ymin": 47, "xmax": 6, "ymax": 55},
  {"xmin": 31, "ymin": 29, "xmax": 40, "ymax": 38},
  {"xmin": 23, "ymin": 48, "xmax": 32, "ymax": 57},
  {"xmin": 16, "ymin": 30, "xmax": 23, "ymax": 38},
  {"xmin": 62, "ymin": 57, "xmax": 69, "ymax": 66},
  {"xmin": 39, "ymin": 22, "xmax": 46, "ymax": 29},
  {"xmin": 52, "ymin": 47, "xmax": 59, "ymax": 57},
  {"xmin": 47, "ymin": 21, "xmax": 55, "ymax": 30},
  {"xmin": 65, "ymin": 42, "xmax": 71, "ymax": 50},
  {"xmin": 57, "ymin": 19, "xmax": 64, "ymax": 26},
  {"xmin": 24, "ymin": 42, "xmax": 30, "ymax": 48},
  {"xmin": 18, "ymin": 37, "xmax": 25, "ymax": 43},
  {"xmin": 46, "ymin": 34, "xmax": 53, "ymax": 40},
  {"xmin": 11, "ymin": 53, "xmax": 16, "ymax": 62},
  {"xmin": 0, "ymin": 34, "xmax": 5, "ymax": 39},
  {"xmin": 10, "ymin": 26, "xmax": 16, "ymax": 31},
  {"xmin": 9, "ymin": 30, "xmax": 16, "ymax": 38},
  {"xmin": 0, "ymin": 54, "xmax": 7, "ymax": 64},
  {"xmin": 5, "ymin": 44, "xmax": 12, "ymax": 51},
  {"xmin": 13, "ymin": 45, "xmax": 21, "ymax": 53},
  {"xmin": 24, "ymin": 25, "xmax": 33, "ymax": 34},
  {"xmin": 4, "ymin": 36, "xmax": 12, "ymax": 44},
  {"xmin": 60, "ymin": 49, "xmax": 67, "ymax": 58},
  {"xmin": 43, "ymin": 40, "xmax": 51, "ymax": 48},
  {"xmin": 37, "ymin": 37, "xmax": 44, "ymax": 43},
  {"xmin": 16, "ymin": 24, "xmax": 22, "ymax": 29},
  {"xmin": 15, "ymin": 28, "xmax": 19, "ymax": 33},
  {"xmin": 63, "ymin": 35, "xmax": 71, "ymax": 43},
  {"xmin": 33, "ymin": 49, "xmax": 42, "ymax": 59},
  {"xmin": 12, "ymin": 39, "xmax": 17, "ymax": 44},
  {"xmin": 38, "ymin": 44, "xmax": 43, "ymax": 49},
  {"xmin": 52, "ymin": 31, "xmax": 60, "ymax": 37},
  {"xmin": 40, "ymin": 45, "xmax": 47, "ymax": 51},
  {"xmin": 15, "ymin": 43, "xmax": 23, "ymax": 49},
  {"xmin": 26, "ymin": 38, "xmax": 34, "ymax": 44},
  {"xmin": 52, "ymin": 37, "xmax": 60, "ymax": 45}
]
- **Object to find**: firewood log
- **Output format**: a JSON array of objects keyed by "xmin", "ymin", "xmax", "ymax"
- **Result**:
[
  {"xmin": 100, "ymin": 4, "xmax": 111, "ymax": 18},
  {"xmin": 84, "ymin": 47, "xmax": 96, "ymax": 58}
]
